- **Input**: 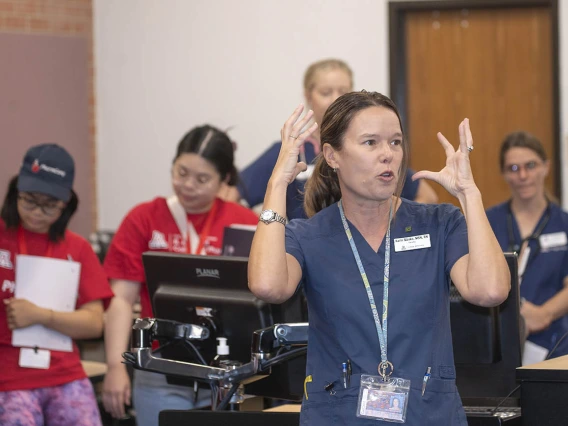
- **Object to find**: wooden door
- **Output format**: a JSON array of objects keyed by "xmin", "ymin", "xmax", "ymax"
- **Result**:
[{"xmin": 397, "ymin": 5, "xmax": 557, "ymax": 207}]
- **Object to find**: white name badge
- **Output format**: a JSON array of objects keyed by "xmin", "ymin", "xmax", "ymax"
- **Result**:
[
  {"xmin": 539, "ymin": 232, "xmax": 567, "ymax": 250},
  {"xmin": 394, "ymin": 234, "xmax": 431, "ymax": 252},
  {"xmin": 19, "ymin": 347, "xmax": 51, "ymax": 369}
]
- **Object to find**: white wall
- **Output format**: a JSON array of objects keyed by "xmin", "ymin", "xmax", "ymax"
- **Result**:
[{"xmin": 94, "ymin": 0, "xmax": 568, "ymax": 230}]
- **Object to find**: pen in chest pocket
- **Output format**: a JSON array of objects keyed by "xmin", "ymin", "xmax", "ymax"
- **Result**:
[{"xmin": 422, "ymin": 366, "xmax": 431, "ymax": 396}]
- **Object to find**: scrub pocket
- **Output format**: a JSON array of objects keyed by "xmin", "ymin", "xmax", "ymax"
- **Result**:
[
  {"xmin": 409, "ymin": 376, "xmax": 467, "ymax": 426},
  {"xmin": 300, "ymin": 389, "xmax": 334, "ymax": 425}
]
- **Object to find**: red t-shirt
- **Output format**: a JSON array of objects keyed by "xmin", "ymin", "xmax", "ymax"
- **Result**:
[
  {"xmin": 103, "ymin": 197, "xmax": 258, "ymax": 318},
  {"xmin": 0, "ymin": 220, "xmax": 114, "ymax": 391}
]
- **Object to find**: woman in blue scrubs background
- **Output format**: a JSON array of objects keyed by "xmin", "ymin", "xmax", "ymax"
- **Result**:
[
  {"xmin": 249, "ymin": 91, "xmax": 510, "ymax": 425},
  {"xmin": 230, "ymin": 58, "xmax": 438, "ymax": 218},
  {"xmin": 486, "ymin": 131, "xmax": 568, "ymax": 362}
]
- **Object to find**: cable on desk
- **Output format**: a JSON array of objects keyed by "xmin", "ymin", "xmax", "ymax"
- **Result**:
[{"xmin": 490, "ymin": 330, "xmax": 568, "ymax": 416}]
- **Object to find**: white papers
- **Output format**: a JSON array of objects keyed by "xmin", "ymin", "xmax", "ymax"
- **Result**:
[
  {"xmin": 12, "ymin": 255, "xmax": 80, "ymax": 352},
  {"xmin": 522, "ymin": 340, "xmax": 549, "ymax": 366}
]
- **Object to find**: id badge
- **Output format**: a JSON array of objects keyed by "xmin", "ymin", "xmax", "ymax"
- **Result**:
[
  {"xmin": 357, "ymin": 374, "xmax": 410, "ymax": 423},
  {"xmin": 19, "ymin": 347, "xmax": 51, "ymax": 369}
]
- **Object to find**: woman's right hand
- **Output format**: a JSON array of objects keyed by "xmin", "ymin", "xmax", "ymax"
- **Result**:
[
  {"xmin": 102, "ymin": 364, "xmax": 131, "ymax": 419},
  {"xmin": 271, "ymin": 104, "xmax": 318, "ymax": 186}
]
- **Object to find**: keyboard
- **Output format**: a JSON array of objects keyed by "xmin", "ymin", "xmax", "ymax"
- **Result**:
[{"xmin": 464, "ymin": 406, "xmax": 521, "ymax": 419}]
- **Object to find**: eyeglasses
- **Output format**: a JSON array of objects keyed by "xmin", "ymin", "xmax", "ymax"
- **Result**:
[
  {"xmin": 18, "ymin": 195, "xmax": 64, "ymax": 217},
  {"xmin": 504, "ymin": 160, "xmax": 541, "ymax": 174}
]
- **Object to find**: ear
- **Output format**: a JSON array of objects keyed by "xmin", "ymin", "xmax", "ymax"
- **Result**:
[
  {"xmin": 543, "ymin": 159, "xmax": 550, "ymax": 177},
  {"xmin": 323, "ymin": 143, "xmax": 338, "ymax": 169}
]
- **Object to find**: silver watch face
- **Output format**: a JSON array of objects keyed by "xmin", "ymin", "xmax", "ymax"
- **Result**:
[{"xmin": 260, "ymin": 210, "xmax": 275, "ymax": 222}]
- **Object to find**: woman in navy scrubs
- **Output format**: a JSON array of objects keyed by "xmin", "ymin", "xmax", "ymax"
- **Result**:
[
  {"xmin": 249, "ymin": 91, "xmax": 510, "ymax": 425},
  {"xmin": 486, "ymin": 131, "xmax": 568, "ymax": 361}
]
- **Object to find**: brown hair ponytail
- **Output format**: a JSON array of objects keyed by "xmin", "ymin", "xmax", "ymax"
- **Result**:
[{"xmin": 304, "ymin": 155, "xmax": 342, "ymax": 218}]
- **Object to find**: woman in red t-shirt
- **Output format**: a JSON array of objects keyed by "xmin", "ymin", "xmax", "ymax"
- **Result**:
[
  {"xmin": 0, "ymin": 144, "xmax": 113, "ymax": 426},
  {"xmin": 102, "ymin": 125, "xmax": 258, "ymax": 425}
]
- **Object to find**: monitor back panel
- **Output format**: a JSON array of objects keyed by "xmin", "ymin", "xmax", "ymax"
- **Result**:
[{"xmin": 452, "ymin": 253, "xmax": 521, "ymax": 405}]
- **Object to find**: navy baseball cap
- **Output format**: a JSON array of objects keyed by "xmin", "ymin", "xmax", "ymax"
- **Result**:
[{"xmin": 17, "ymin": 144, "xmax": 75, "ymax": 202}]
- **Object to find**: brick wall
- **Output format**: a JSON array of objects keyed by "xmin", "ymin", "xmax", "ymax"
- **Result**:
[{"xmin": 0, "ymin": 0, "xmax": 96, "ymax": 231}]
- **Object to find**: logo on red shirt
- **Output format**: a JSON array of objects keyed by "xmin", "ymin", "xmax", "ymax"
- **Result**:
[
  {"xmin": 149, "ymin": 231, "xmax": 169, "ymax": 249},
  {"xmin": 2, "ymin": 279, "xmax": 15, "ymax": 293},
  {"xmin": 171, "ymin": 234, "xmax": 187, "ymax": 253},
  {"xmin": 0, "ymin": 250, "xmax": 13, "ymax": 270}
]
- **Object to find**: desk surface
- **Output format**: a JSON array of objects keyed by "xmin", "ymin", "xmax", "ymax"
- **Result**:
[
  {"xmin": 517, "ymin": 355, "xmax": 568, "ymax": 382},
  {"xmin": 81, "ymin": 360, "xmax": 107, "ymax": 383},
  {"xmin": 264, "ymin": 404, "xmax": 301, "ymax": 413},
  {"xmin": 517, "ymin": 355, "xmax": 568, "ymax": 370}
]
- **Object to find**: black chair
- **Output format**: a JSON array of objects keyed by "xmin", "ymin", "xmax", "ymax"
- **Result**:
[{"xmin": 89, "ymin": 230, "xmax": 115, "ymax": 264}]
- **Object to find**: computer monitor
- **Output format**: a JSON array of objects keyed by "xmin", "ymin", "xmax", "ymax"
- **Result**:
[
  {"xmin": 143, "ymin": 252, "xmax": 307, "ymax": 399},
  {"xmin": 450, "ymin": 252, "xmax": 522, "ymax": 407}
]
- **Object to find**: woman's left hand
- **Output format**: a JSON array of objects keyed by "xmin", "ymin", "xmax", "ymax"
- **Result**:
[
  {"xmin": 3, "ymin": 298, "xmax": 48, "ymax": 329},
  {"xmin": 412, "ymin": 118, "xmax": 478, "ymax": 198},
  {"xmin": 521, "ymin": 300, "xmax": 553, "ymax": 334}
]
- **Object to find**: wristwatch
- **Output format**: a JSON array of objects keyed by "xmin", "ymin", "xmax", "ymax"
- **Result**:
[{"xmin": 259, "ymin": 209, "xmax": 287, "ymax": 226}]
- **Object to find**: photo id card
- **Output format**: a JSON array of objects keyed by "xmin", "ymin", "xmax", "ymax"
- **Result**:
[{"xmin": 357, "ymin": 374, "xmax": 410, "ymax": 423}]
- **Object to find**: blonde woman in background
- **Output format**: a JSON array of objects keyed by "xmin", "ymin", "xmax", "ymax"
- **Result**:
[{"xmin": 229, "ymin": 58, "xmax": 437, "ymax": 217}]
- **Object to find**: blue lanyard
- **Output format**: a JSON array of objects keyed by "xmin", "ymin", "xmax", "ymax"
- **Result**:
[{"xmin": 338, "ymin": 199, "xmax": 394, "ymax": 379}]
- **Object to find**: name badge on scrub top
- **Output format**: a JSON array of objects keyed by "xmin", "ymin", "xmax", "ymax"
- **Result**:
[
  {"xmin": 539, "ymin": 232, "xmax": 568, "ymax": 251},
  {"xmin": 394, "ymin": 234, "xmax": 431, "ymax": 252},
  {"xmin": 19, "ymin": 347, "xmax": 50, "ymax": 369}
]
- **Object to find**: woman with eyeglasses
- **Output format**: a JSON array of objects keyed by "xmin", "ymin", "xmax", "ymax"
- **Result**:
[
  {"xmin": 486, "ymin": 131, "xmax": 568, "ymax": 362},
  {"xmin": 101, "ymin": 125, "xmax": 258, "ymax": 426},
  {"xmin": 0, "ymin": 144, "xmax": 113, "ymax": 425}
]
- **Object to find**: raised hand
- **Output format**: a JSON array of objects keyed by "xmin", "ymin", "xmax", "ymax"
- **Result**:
[
  {"xmin": 412, "ymin": 118, "xmax": 477, "ymax": 198},
  {"xmin": 272, "ymin": 104, "xmax": 318, "ymax": 186}
]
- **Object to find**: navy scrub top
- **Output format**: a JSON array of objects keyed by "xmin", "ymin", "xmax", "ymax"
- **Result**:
[
  {"xmin": 239, "ymin": 141, "xmax": 420, "ymax": 219},
  {"xmin": 486, "ymin": 201, "xmax": 568, "ymax": 356},
  {"xmin": 286, "ymin": 199, "xmax": 469, "ymax": 426}
]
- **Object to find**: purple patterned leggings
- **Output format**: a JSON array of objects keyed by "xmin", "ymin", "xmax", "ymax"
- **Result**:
[{"xmin": 0, "ymin": 378, "xmax": 102, "ymax": 426}]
